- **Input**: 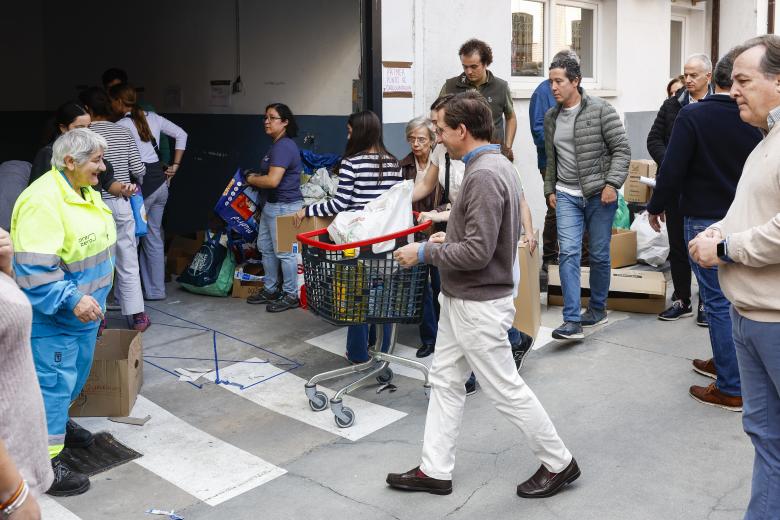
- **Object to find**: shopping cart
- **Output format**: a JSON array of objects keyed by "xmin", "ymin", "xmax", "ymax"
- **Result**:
[{"xmin": 297, "ymin": 218, "xmax": 433, "ymax": 428}]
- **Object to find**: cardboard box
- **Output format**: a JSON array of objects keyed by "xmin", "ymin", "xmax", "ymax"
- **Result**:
[
  {"xmin": 547, "ymin": 265, "xmax": 667, "ymax": 314},
  {"xmin": 276, "ymin": 215, "xmax": 334, "ymax": 253},
  {"xmin": 69, "ymin": 330, "xmax": 143, "ymax": 417},
  {"xmin": 232, "ymin": 263, "xmax": 265, "ymax": 299},
  {"xmin": 624, "ymin": 160, "xmax": 658, "ymax": 203},
  {"xmin": 513, "ymin": 231, "xmax": 542, "ymax": 339},
  {"xmin": 610, "ymin": 228, "xmax": 637, "ymax": 268},
  {"xmin": 166, "ymin": 251, "xmax": 192, "ymax": 277},
  {"xmin": 169, "ymin": 235, "xmax": 202, "ymax": 256}
]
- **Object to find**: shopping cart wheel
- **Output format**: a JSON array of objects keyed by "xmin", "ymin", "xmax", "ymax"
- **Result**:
[
  {"xmin": 334, "ymin": 406, "xmax": 355, "ymax": 428},
  {"xmin": 376, "ymin": 367, "xmax": 393, "ymax": 384},
  {"xmin": 308, "ymin": 391, "xmax": 329, "ymax": 412},
  {"xmin": 424, "ymin": 384, "xmax": 432, "ymax": 398}
]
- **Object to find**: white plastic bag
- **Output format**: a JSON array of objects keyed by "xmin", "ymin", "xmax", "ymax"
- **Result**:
[
  {"xmin": 311, "ymin": 167, "xmax": 338, "ymax": 197},
  {"xmin": 630, "ymin": 211, "xmax": 670, "ymax": 267},
  {"xmin": 327, "ymin": 180, "xmax": 415, "ymax": 253}
]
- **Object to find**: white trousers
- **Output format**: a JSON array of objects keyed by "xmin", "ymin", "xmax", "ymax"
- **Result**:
[
  {"xmin": 103, "ymin": 197, "xmax": 144, "ymax": 316},
  {"xmin": 419, "ymin": 294, "xmax": 572, "ymax": 480}
]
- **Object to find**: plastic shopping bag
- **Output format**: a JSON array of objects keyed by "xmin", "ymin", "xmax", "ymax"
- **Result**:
[
  {"xmin": 327, "ymin": 180, "xmax": 415, "ymax": 253},
  {"xmin": 630, "ymin": 211, "xmax": 669, "ymax": 267},
  {"xmin": 177, "ymin": 230, "xmax": 236, "ymax": 296},
  {"xmin": 214, "ymin": 169, "xmax": 260, "ymax": 241},
  {"xmin": 130, "ymin": 193, "xmax": 148, "ymax": 237},
  {"xmin": 612, "ymin": 192, "xmax": 630, "ymax": 230}
]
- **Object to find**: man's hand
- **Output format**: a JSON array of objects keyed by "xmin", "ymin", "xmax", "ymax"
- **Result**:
[
  {"xmin": 293, "ymin": 208, "xmax": 307, "ymax": 228},
  {"xmin": 429, "ymin": 232, "xmax": 446, "ymax": 244},
  {"xmin": 501, "ymin": 145, "xmax": 514, "ymax": 163},
  {"xmin": 0, "ymin": 228, "xmax": 13, "ymax": 277},
  {"xmin": 73, "ymin": 295, "xmax": 104, "ymax": 323},
  {"xmin": 547, "ymin": 193, "xmax": 557, "ymax": 209},
  {"xmin": 601, "ymin": 185, "xmax": 617, "ymax": 206},
  {"xmin": 520, "ymin": 234, "xmax": 538, "ymax": 255},
  {"xmin": 8, "ymin": 493, "xmax": 41, "ymax": 520},
  {"xmin": 697, "ymin": 227, "xmax": 723, "ymax": 241},
  {"xmin": 393, "ymin": 242, "xmax": 421, "ymax": 268},
  {"xmin": 649, "ymin": 212, "xmax": 666, "ymax": 233},
  {"xmin": 689, "ymin": 235, "xmax": 723, "ymax": 268}
]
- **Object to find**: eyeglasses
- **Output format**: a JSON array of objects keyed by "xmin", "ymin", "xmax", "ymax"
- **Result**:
[
  {"xmin": 434, "ymin": 126, "xmax": 447, "ymax": 136},
  {"xmin": 264, "ymin": 115, "xmax": 282, "ymax": 121},
  {"xmin": 406, "ymin": 136, "xmax": 430, "ymax": 145}
]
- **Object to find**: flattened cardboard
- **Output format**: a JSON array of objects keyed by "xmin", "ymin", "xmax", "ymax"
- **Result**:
[
  {"xmin": 624, "ymin": 160, "xmax": 658, "ymax": 203},
  {"xmin": 513, "ymin": 231, "xmax": 541, "ymax": 339},
  {"xmin": 69, "ymin": 330, "xmax": 143, "ymax": 418},
  {"xmin": 275, "ymin": 215, "xmax": 334, "ymax": 253},
  {"xmin": 547, "ymin": 265, "xmax": 667, "ymax": 314},
  {"xmin": 610, "ymin": 228, "xmax": 637, "ymax": 268}
]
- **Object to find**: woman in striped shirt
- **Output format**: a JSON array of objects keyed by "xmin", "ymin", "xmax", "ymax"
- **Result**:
[
  {"xmin": 79, "ymin": 87, "xmax": 150, "ymax": 332},
  {"xmin": 294, "ymin": 110, "xmax": 404, "ymax": 363}
]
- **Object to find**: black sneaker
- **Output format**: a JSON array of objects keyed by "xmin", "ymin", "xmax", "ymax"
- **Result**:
[
  {"xmin": 465, "ymin": 377, "xmax": 478, "ymax": 396},
  {"xmin": 696, "ymin": 301, "xmax": 708, "ymax": 327},
  {"xmin": 512, "ymin": 332, "xmax": 534, "ymax": 372},
  {"xmin": 658, "ymin": 299, "xmax": 693, "ymax": 321},
  {"xmin": 247, "ymin": 288, "xmax": 281, "ymax": 305},
  {"xmin": 580, "ymin": 308, "xmax": 608, "ymax": 328},
  {"xmin": 552, "ymin": 321, "xmax": 584, "ymax": 340},
  {"xmin": 64, "ymin": 419, "xmax": 94, "ymax": 449},
  {"xmin": 416, "ymin": 344, "xmax": 435, "ymax": 358},
  {"xmin": 266, "ymin": 293, "xmax": 300, "ymax": 313},
  {"xmin": 47, "ymin": 456, "xmax": 90, "ymax": 497}
]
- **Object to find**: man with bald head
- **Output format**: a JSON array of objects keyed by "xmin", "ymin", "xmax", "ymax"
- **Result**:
[{"xmin": 647, "ymin": 54, "xmax": 714, "ymax": 326}]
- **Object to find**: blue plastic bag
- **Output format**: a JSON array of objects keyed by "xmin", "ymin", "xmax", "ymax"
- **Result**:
[{"xmin": 130, "ymin": 193, "xmax": 148, "ymax": 237}]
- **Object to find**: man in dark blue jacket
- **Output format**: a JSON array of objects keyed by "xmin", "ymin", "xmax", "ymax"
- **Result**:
[{"xmin": 647, "ymin": 50, "xmax": 762, "ymax": 411}]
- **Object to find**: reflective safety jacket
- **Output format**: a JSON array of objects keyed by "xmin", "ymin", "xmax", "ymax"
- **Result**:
[{"xmin": 11, "ymin": 169, "xmax": 116, "ymax": 336}]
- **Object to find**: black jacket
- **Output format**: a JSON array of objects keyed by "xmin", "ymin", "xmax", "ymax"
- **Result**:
[
  {"xmin": 646, "ymin": 85, "xmax": 715, "ymax": 166},
  {"xmin": 646, "ymin": 95, "xmax": 762, "ymax": 219}
]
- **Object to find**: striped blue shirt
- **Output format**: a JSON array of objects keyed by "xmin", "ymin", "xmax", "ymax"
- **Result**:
[{"xmin": 306, "ymin": 154, "xmax": 403, "ymax": 216}]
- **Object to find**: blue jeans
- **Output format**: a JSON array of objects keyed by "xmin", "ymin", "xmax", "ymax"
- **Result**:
[
  {"xmin": 420, "ymin": 267, "xmax": 441, "ymax": 346},
  {"xmin": 346, "ymin": 324, "xmax": 392, "ymax": 363},
  {"xmin": 685, "ymin": 217, "xmax": 741, "ymax": 396},
  {"xmin": 256, "ymin": 201, "xmax": 303, "ymax": 296},
  {"xmin": 555, "ymin": 191, "xmax": 617, "ymax": 322},
  {"xmin": 731, "ymin": 308, "xmax": 780, "ymax": 519}
]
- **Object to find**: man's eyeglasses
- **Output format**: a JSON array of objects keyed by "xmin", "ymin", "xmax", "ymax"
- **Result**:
[
  {"xmin": 434, "ymin": 126, "xmax": 447, "ymax": 136},
  {"xmin": 406, "ymin": 136, "xmax": 430, "ymax": 145}
]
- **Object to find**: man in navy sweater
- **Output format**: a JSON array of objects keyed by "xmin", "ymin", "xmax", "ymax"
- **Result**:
[{"xmin": 647, "ymin": 50, "xmax": 762, "ymax": 411}]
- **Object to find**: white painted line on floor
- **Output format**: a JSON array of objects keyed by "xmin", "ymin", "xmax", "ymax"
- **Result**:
[
  {"xmin": 205, "ymin": 357, "xmax": 407, "ymax": 441},
  {"xmin": 38, "ymin": 496, "xmax": 83, "ymax": 520},
  {"xmin": 76, "ymin": 395, "xmax": 286, "ymax": 506},
  {"xmin": 305, "ymin": 328, "xmax": 431, "ymax": 381}
]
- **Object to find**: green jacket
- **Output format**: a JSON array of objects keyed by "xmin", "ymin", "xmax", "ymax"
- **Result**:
[
  {"xmin": 543, "ymin": 90, "xmax": 630, "ymax": 198},
  {"xmin": 440, "ymin": 70, "xmax": 514, "ymax": 139}
]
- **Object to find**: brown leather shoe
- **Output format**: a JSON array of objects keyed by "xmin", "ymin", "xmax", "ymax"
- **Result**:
[
  {"xmin": 386, "ymin": 466, "xmax": 452, "ymax": 495},
  {"xmin": 517, "ymin": 458, "xmax": 580, "ymax": 498},
  {"xmin": 692, "ymin": 358, "xmax": 717, "ymax": 379},
  {"xmin": 689, "ymin": 383, "xmax": 742, "ymax": 411}
]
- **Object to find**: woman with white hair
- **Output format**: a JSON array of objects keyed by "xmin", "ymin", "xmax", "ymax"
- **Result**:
[
  {"xmin": 10, "ymin": 128, "xmax": 117, "ymax": 497},
  {"xmin": 399, "ymin": 116, "xmax": 442, "ymax": 359}
]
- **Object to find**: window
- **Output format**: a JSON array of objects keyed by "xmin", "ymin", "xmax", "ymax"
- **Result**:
[
  {"xmin": 670, "ymin": 19, "xmax": 684, "ymax": 77},
  {"xmin": 511, "ymin": 1, "xmax": 599, "ymax": 85},
  {"xmin": 511, "ymin": 0, "xmax": 545, "ymax": 77}
]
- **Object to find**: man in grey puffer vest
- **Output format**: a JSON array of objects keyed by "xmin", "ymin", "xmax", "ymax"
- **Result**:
[{"xmin": 543, "ymin": 57, "xmax": 631, "ymax": 340}]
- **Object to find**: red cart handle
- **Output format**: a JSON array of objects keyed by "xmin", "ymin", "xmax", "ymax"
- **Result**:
[{"xmin": 297, "ymin": 213, "xmax": 433, "ymax": 251}]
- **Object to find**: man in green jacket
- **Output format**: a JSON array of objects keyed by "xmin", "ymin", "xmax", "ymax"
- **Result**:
[{"xmin": 543, "ymin": 57, "xmax": 630, "ymax": 340}]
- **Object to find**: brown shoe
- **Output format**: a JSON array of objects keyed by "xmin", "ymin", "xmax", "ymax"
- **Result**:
[
  {"xmin": 517, "ymin": 458, "xmax": 580, "ymax": 498},
  {"xmin": 692, "ymin": 358, "xmax": 717, "ymax": 379},
  {"xmin": 386, "ymin": 466, "xmax": 452, "ymax": 495},
  {"xmin": 689, "ymin": 383, "xmax": 742, "ymax": 411}
]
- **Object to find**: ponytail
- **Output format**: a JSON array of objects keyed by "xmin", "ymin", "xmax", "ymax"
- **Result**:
[{"xmin": 108, "ymin": 84, "xmax": 153, "ymax": 142}]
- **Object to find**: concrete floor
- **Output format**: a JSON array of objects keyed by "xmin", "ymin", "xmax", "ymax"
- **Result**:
[{"xmin": 41, "ymin": 282, "xmax": 753, "ymax": 520}]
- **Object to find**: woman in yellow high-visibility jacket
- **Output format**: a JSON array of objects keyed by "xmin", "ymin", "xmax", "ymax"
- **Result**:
[{"xmin": 11, "ymin": 128, "xmax": 120, "ymax": 497}]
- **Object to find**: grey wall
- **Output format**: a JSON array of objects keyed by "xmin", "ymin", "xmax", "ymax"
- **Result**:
[{"xmin": 624, "ymin": 111, "xmax": 658, "ymax": 161}]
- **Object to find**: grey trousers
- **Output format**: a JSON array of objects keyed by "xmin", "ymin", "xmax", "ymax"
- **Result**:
[
  {"xmin": 139, "ymin": 183, "xmax": 169, "ymax": 300},
  {"xmin": 103, "ymin": 196, "xmax": 144, "ymax": 315}
]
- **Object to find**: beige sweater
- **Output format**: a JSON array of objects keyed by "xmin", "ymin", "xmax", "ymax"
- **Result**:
[
  {"xmin": 713, "ymin": 124, "xmax": 780, "ymax": 322},
  {"xmin": 0, "ymin": 272, "xmax": 53, "ymax": 496}
]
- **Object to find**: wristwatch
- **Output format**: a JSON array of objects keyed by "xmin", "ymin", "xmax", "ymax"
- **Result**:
[{"xmin": 717, "ymin": 239, "xmax": 734, "ymax": 263}]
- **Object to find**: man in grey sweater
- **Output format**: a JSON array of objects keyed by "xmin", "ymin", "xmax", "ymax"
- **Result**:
[{"xmin": 387, "ymin": 91, "xmax": 579, "ymax": 499}]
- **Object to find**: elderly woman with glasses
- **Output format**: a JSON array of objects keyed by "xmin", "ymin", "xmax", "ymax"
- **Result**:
[
  {"xmin": 11, "ymin": 128, "xmax": 117, "ymax": 496},
  {"xmin": 399, "ymin": 117, "xmax": 443, "ymax": 359}
]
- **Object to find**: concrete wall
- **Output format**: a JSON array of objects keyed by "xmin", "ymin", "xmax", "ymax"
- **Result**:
[
  {"xmin": 5, "ymin": 0, "xmax": 361, "ymax": 116},
  {"xmin": 720, "ymin": 0, "xmax": 768, "ymax": 54}
]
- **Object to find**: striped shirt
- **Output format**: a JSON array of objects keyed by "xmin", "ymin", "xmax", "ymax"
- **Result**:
[
  {"xmin": 306, "ymin": 154, "xmax": 403, "ymax": 216},
  {"xmin": 89, "ymin": 121, "xmax": 146, "ymax": 199}
]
